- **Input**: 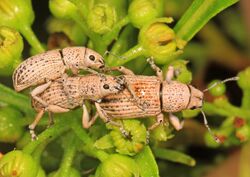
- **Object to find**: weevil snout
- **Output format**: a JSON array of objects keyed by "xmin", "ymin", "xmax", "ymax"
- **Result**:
[
  {"xmin": 186, "ymin": 85, "xmax": 204, "ymax": 110},
  {"xmin": 84, "ymin": 48, "xmax": 105, "ymax": 69}
]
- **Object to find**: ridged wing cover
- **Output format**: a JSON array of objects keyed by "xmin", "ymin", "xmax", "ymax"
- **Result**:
[
  {"xmin": 99, "ymin": 75, "xmax": 161, "ymax": 118},
  {"xmin": 32, "ymin": 80, "xmax": 81, "ymax": 112},
  {"xmin": 13, "ymin": 49, "xmax": 65, "ymax": 91}
]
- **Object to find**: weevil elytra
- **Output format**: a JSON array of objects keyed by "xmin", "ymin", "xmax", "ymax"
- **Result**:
[
  {"xmin": 13, "ymin": 46, "xmax": 105, "ymax": 92},
  {"xmin": 30, "ymin": 74, "xmax": 125, "ymax": 140}
]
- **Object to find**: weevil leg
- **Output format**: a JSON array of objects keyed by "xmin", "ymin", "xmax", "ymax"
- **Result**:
[
  {"xmin": 47, "ymin": 111, "xmax": 54, "ymax": 128},
  {"xmin": 82, "ymin": 102, "xmax": 98, "ymax": 128},
  {"xmin": 95, "ymin": 102, "xmax": 129, "ymax": 137},
  {"xmin": 29, "ymin": 109, "xmax": 45, "ymax": 141},
  {"xmin": 148, "ymin": 113, "xmax": 164, "ymax": 131},
  {"xmin": 165, "ymin": 66, "xmax": 175, "ymax": 83},
  {"xmin": 169, "ymin": 113, "xmax": 184, "ymax": 131},
  {"xmin": 147, "ymin": 57, "xmax": 164, "ymax": 81},
  {"xmin": 30, "ymin": 81, "xmax": 52, "ymax": 107},
  {"xmin": 103, "ymin": 66, "xmax": 135, "ymax": 75}
]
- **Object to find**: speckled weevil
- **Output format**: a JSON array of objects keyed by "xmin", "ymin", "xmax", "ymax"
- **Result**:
[
  {"xmin": 30, "ymin": 74, "xmax": 125, "ymax": 140},
  {"xmin": 13, "ymin": 46, "xmax": 105, "ymax": 92},
  {"xmin": 94, "ymin": 58, "xmax": 238, "ymax": 142}
]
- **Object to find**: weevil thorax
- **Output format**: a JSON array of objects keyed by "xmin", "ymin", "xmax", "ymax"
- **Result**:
[
  {"xmin": 62, "ymin": 47, "xmax": 105, "ymax": 71},
  {"xmin": 161, "ymin": 81, "xmax": 203, "ymax": 112}
]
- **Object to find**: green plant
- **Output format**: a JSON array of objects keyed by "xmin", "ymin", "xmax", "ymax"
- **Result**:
[{"xmin": 1, "ymin": 0, "xmax": 248, "ymax": 177}]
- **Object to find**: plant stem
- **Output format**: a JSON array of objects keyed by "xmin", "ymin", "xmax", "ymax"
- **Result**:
[
  {"xmin": 103, "ymin": 16, "xmax": 130, "ymax": 45},
  {"xmin": 152, "ymin": 147, "xmax": 196, "ymax": 166},
  {"xmin": 58, "ymin": 133, "xmax": 78, "ymax": 177},
  {"xmin": 71, "ymin": 119, "xmax": 109, "ymax": 161},
  {"xmin": 106, "ymin": 25, "xmax": 135, "ymax": 66},
  {"xmin": 174, "ymin": 0, "xmax": 239, "ymax": 43},
  {"xmin": 112, "ymin": 44, "xmax": 145, "ymax": 66},
  {"xmin": 20, "ymin": 25, "xmax": 45, "ymax": 53},
  {"xmin": 23, "ymin": 117, "xmax": 71, "ymax": 154},
  {"xmin": 32, "ymin": 140, "xmax": 50, "ymax": 163},
  {"xmin": 0, "ymin": 84, "xmax": 33, "ymax": 115},
  {"xmin": 241, "ymin": 90, "xmax": 250, "ymax": 109}
]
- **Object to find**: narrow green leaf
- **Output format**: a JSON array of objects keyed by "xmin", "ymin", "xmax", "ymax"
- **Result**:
[
  {"xmin": 135, "ymin": 146, "xmax": 159, "ymax": 177},
  {"xmin": 174, "ymin": 0, "xmax": 239, "ymax": 42},
  {"xmin": 153, "ymin": 147, "xmax": 196, "ymax": 167},
  {"xmin": 0, "ymin": 84, "xmax": 33, "ymax": 114}
]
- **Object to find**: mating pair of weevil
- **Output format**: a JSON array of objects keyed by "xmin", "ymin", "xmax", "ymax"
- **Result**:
[{"xmin": 13, "ymin": 46, "xmax": 238, "ymax": 142}]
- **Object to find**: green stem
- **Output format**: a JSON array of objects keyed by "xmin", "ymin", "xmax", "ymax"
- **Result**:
[
  {"xmin": 152, "ymin": 147, "xmax": 196, "ymax": 166},
  {"xmin": 20, "ymin": 25, "xmax": 45, "ymax": 53},
  {"xmin": 71, "ymin": 119, "xmax": 109, "ymax": 161},
  {"xmin": 0, "ymin": 84, "xmax": 33, "ymax": 115},
  {"xmin": 112, "ymin": 44, "xmax": 145, "ymax": 66},
  {"xmin": 23, "ymin": 117, "xmax": 71, "ymax": 154},
  {"xmin": 103, "ymin": 16, "xmax": 130, "ymax": 45},
  {"xmin": 174, "ymin": 0, "xmax": 239, "ymax": 43},
  {"xmin": 106, "ymin": 25, "xmax": 135, "ymax": 66},
  {"xmin": 58, "ymin": 133, "xmax": 78, "ymax": 177},
  {"xmin": 242, "ymin": 90, "xmax": 250, "ymax": 109},
  {"xmin": 203, "ymin": 102, "xmax": 250, "ymax": 119},
  {"xmin": 32, "ymin": 140, "xmax": 50, "ymax": 163},
  {"xmin": 71, "ymin": 14, "xmax": 105, "ymax": 52}
]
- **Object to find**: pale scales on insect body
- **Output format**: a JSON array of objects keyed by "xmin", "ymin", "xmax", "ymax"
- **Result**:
[
  {"xmin": 12, "ymin": 46, "xmax": 105, "ymax": 92},
  {"xmin": 94, "ymin": 58, "xmax": 239, "ymax": 143}
]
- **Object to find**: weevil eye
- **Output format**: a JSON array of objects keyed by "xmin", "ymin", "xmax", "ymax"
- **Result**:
[
  {"xmin": 89, "ymin": 55, "xmax": 95, "ymax": 61},
  {"xmin": 103, "ymin": 84, "xmax": 109, "ymax": 89}
]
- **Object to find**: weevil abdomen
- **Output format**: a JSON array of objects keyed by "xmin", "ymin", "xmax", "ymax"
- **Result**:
[
  {"xmin": 99, "ymin": 75, "xmax": 161, "ymax": 118},
  {"xmin": 32, "ymin": 80, "xmax": 81, "ymax": 112},
  {"xmin": 13, "ymin": 49, "xmax": 65, "ymax": 91}
]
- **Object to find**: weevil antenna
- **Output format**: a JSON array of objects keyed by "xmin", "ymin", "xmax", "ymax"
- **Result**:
[
  {"xmin": 200, "ymin": 109, "xmax": 220, "ymax": 143},
  {"xmin": 103, "ymin": 51, "xmax": 126, "ymax": 60},
  {"xmin": 203, "ymin": 76, "xmax": 239, "ymax": 92}
]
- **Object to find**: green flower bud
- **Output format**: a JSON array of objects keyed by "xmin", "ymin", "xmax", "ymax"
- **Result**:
[
  {"xmin": 87, "ymin": 3, "xmax": 117, "ymax": 34},
  {"xmin": 109, "ymin": 120, "xmax": 147, "ymax": 156},
  {"xmin": 128, "ymin": 0, "xmax": 164, "ymax": 28},
  {"xmin": 204, "ymin": 131, "xmax": 220, "ymax": 148},
  {"xmin": 144, "ymin": 117, "xmax": 174, "ymax": 142},
  {"xmin": 49, "ymin": 0, "xmax": 78, "ymax": 19},
  {"xmin": 0, "ymin": 106, "xmax": 24, "ymax": 143},
  {"xmin": 0, "ymin": 26, "xmax": 23, "ymax": 76},
  {"xmin": 0, "ymin": 150, "xmax": 43, "ymax": 177},
  {"xmin": 235, "ymin": 125, "xmax": 250, "ymax": 142},
  {"xmin": 208, "ymin": 80, "xmax": 226, "ymax": 97},
  {"xmin": 237, "ymin": 67, "xmax": 250, "ymax": 90},
  {"xmin": 46, "ymin": 17, "xmax": 87, "ymax": 45},
  {"xmin": 0, "ymin": 0, "xmax": 34, "ymax": 30},
  {"xmin": 0, "ymin": 0, "xmax": 44, "ymax": 53},
  {"xmin": 48, "ymin": 167, "xmax": 81, "ymax": 177},
  {"xmin": 163, "ymin": 60, "xmax": 192, "ymax": 84},
  {"xmin": 95, "ymin": 154, "xmax": 140, "ymax": 177},
  {"xmin": 139, "ymin": 18, "xmax": 182, "ymax": 64}
]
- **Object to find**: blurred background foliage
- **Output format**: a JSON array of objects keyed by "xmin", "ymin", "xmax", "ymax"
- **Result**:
[{"xmin": 0, "ymin": 0, "xmax": 249, "ymax": 177}]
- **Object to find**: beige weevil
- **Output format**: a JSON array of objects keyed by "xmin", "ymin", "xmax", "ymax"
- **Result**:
[
  {"xmin": 93, "ymin": 58, "xmax": 212, "ymax": 138},
  {"xmin": 13, "ymin": 46, "xmax": 105, "ymax": 92},
  {"xmin": 30, "ymin": 74, "xmax": 125, "ymax": 140}
]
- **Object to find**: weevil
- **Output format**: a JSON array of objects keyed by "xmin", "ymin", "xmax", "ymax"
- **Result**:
[
  {"xmin": 30, "ymin": 74, "xmax": 125, "ymax": 140},
  {"xmin": 93, "ymin": 58, "xmax": 221, "ymax": 141},
  {"xmin": 13, "ymin": 46, "xmax": 105, "ymax": 92}
]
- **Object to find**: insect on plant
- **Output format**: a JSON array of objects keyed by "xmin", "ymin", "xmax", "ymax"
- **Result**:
[
  {"xmin": 12, "ymin": 46, "xmax": 105, "ymax": 92},
  {"xmin": 30, "ymin": 73, "xmax": 125, "ymax": 140},
  {"xmin": 95, "ymin": 58, "xmax": 239, "ymax": 142}
]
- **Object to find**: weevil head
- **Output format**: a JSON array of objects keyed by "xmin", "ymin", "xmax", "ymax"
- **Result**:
[
  {"xmin": 99, "ymin": 75, "xmax": 125, "ymax": 96},
  {"xmin": 83, "ymin": 48, "xmax": 105, "ymax": 69},
  {"xmin": 162, "ymin": 81, "xmax": 203, "ymax": 112}
]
